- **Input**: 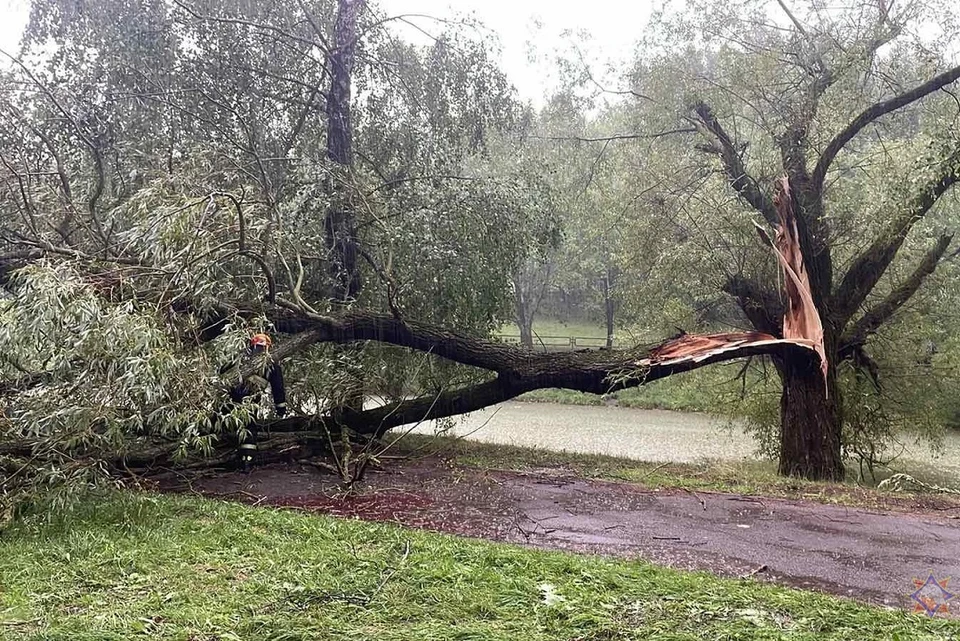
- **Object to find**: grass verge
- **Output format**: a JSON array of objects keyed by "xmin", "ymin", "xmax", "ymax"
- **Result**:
[
  {"xmin": 391, "ymin": 434, "xmax": 960, "ymax": 513},
  {"xmin": 1, "ymin": 492, "xmax": 957, "ymax": 640}
]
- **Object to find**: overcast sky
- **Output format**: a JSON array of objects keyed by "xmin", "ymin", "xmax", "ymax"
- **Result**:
[
  {"xmin": 384, "ymin": 1, "xmax": 655, "ymax": 102},
  {"xmin": 0, "ymin": 0, "xmax": 655, "ymax": 103}
]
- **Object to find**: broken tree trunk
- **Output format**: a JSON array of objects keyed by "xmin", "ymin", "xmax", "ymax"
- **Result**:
[{"xmin": 763, "ymin": 178, "xmax": 842, "ymax": 480}]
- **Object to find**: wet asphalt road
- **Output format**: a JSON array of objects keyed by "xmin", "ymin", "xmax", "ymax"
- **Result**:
[{"xmin": 203, "ymin": 464, "xmax": 960, "ymax": 610}]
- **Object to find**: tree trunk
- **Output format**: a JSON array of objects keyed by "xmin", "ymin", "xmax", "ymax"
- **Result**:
[
  {"xmin": 603, "ymin": 267, "xmax": 616, "ymax": 349},
  {"xmin": 324, "ymin": 0, "xmax": 363, "ymax": 302},
  {"xmin": 519, "ymin": 320, "xmax": 534, "ymax": 349},
  {"xmin": 325, "ymin": 0, "xmax": 365, "ymax": 411},
  {"xmin": 777, "ymin": 357, "xmax": 844, "ymax": 480},
  {"xmin": 513, "ymin": 277, "xmax": 534, "ymax": 348}
]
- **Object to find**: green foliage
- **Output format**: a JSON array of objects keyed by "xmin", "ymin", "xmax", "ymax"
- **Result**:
[
  {"xmin": 0, "ymin": 262, "xmax": 276, "ymax": 520},
  {"xmin": 1, "ymin": 492, "xmax": 958, "ymax": 640},
  {"xmin": 0, "ymin": 0, "xmax": 566, "ymax": 511}
]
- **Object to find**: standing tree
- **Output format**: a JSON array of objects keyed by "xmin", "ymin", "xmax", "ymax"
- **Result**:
[{"xmin": 618, "ymin": 0, "xmax": 960, "ymax": 479}]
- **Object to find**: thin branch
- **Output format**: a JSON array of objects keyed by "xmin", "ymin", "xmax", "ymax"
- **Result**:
[
  {"xmin": 529, "ymin": 129, "xmax": 697, "ymax": 143},
  {"xmin": 1, "ymin": 48, "xmax": 108, "ymax": 244},
  {"xmin": 173, "ymin": 0, "xmax": 328, "ymax": 53},
  {"xmin": 840, "ymin": 233, "xmax": 953, "ymax": 351}
]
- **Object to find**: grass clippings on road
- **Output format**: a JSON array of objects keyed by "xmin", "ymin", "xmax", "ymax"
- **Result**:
[{"xmin": 1, "ymin": 492, "xmax": 958, "ymax": 640}]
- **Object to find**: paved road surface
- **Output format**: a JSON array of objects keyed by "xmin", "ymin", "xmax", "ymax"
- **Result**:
[{"xmin": 201, "ymin": 463, "xmax": 960, "ymax": 610}]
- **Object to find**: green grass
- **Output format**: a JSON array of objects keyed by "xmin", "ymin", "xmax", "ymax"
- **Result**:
[
  {"xmin": 498, "ymin": 319, "xmax": 609, "ymax": 340},
  {"xmin": 517, "ymin": 381, "xmax": 720, "ymax": 412},
  {"xmin": 1, "ymin": 492, "xmax": 958, "ymax": 640}
]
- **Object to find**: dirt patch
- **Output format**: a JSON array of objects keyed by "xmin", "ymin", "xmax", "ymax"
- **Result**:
[{"xmin": 176, "ymin": 457, "xmax": 960, "ymax": 612}]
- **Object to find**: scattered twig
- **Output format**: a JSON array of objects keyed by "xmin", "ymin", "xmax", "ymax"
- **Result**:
[
  {"xmin": 683, "ymin": 487, "xmax": 707, "ymax": 511},
  {"xmin": 739, "ymin": 564, "xmax": 768, "ymax": 579},
  {"xmin": 368, "ymin": 540, "xmax": 411, "ymax": 602},
  {"xmin": 636, "ymin": 462, "xmax": 672, "ymax": 482}
]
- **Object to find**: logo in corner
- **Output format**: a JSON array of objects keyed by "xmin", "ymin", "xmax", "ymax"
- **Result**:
[{"xmin": 910, "ymin": 574, "xmax": 954, "ymax": 617}]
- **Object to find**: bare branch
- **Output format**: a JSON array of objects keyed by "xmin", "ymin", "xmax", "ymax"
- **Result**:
[
  {"xmin": 690, "ymin": 101, "xmax": 779, "ymax": 226},
  {"xmin": 1, "ymin": 48, "xmax": 108, "ymax": 243},
  {"xmin": 832, "ymin": 147, "xmax": 960, "ymax": 325},
  {"xmin": 529, "ymin": 129, "xmax": 697, "ymax": 144},
  {"xmin": 812, "ymin": 64, "xmax": 960, "ymax": 189}
]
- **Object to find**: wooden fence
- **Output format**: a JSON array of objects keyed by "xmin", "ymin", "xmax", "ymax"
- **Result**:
[{"xmin": 496, "ymin": 335, "xmax": 620, "ymax": 352}]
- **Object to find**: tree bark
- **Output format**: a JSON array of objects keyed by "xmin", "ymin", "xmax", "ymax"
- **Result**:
[
  {"xmin": 518, "ymin": 320, "xmax": 534, "ymax": 349},
  {"xmin": 514, "ymin": 283, "xmax": 534, "ymax": 349},
  {"xmin": 324, "ymin": 0, "xmax": 365, "ymax": 411},
  {"xmin": 778, "ymin": 356, "xmax": 843, "ymax": 480},
  {"xmin": 324, "ymin": 0, "xmax": 363, "ymax": 302},
  {"xmin": 603, "ymin": 266, "xmax": 616, "ymax": 349}
]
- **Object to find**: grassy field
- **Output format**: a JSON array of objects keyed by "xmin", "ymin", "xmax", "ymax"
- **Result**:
[
  {"xmin": 498, "ymin": 319, "xmax": 609, "ymax": 341},
  {"xmin": 2, "ymin": 492, "xmax": 958, "ymax": 641}
]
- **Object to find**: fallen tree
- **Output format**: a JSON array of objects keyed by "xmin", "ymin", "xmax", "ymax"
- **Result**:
[
  {"xmin": 4, "ymin": 0, "xmax": 959, "ymax": 524},
  {"xmin": 100, "ymin": 181, "xmax": 834, "ymax": 466},
  {"xmin": 1, "ymin": 194, "xmax": 824, "ymax": 495}
]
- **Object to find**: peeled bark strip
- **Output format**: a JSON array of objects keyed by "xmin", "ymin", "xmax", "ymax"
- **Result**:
[{"xmin": 767, "ymin": 177, "xmax": 828, "ymax": 384}]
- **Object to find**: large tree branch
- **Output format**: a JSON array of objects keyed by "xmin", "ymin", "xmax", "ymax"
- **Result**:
[
  {"xmin": 265, "ymin": 304, "xmax": 818, "ymax": 380},
  {"xmin": 811, "ymin": 64, "xmax": 960, "ymax": 190},
  {"xmin": 839, "ymin": 233, "xmax": 953, "ymax": 353},
  {"xmin": 832, "ymin": 150, "xmax": 960, "ymax": 325},
  {"xmin": 690, "ymin": 102, "xmax": 779, "ymax": 226},
  {"xmin": 267, "ymin": 378, "xmax": 515, "ymax": 437},
  {"xmin": 261, "ymin": 327, "xmax": 819, "ymax": 438}
]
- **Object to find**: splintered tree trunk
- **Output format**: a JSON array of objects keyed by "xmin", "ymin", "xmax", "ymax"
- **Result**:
[{"xmin": 778, "ymin": 357, "xmax": 844, "ymax": 480}]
